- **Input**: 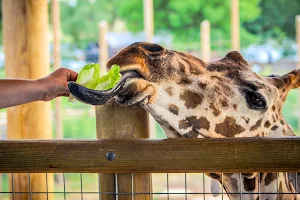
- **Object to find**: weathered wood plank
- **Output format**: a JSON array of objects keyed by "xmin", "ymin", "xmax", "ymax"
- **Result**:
[{"xmin": 0, "ymin": 138, "xmax": 299, "ymax": 173}]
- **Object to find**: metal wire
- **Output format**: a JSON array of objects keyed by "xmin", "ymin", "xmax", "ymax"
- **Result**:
[
  {"xmin": 258, "ymin": 173, "xmax": 260, "ymax": 200},
  {"xmin": 276, "ymin": 172, "xmax": 279, "ymax": 200},
  {"xmin": 239, "ymin": 173, "xmax": 242, "ymax": 200},
  {"xmin": 46, "ymin": 173, "xmax": 49, "ymax": 200},
  {"xmin": 80, "ymin": 173, "xmax": 83, "ymax": 200},
  {"xmin": 167, "ymin": 173, "xmax": 169, "ymax": 200},
  {"xmin": 11, "ymin": 173, "xmax": 14, "ymax": 200},
  {"xmin": 98, "ymin": 173, "xmax": 101, "ymax": 200},
  {"xmin": 115, "ymin": 173, "xmax": 119, "ymax": 200},
  {"xmin": 28, "ymin": 173, "xmax": 32, "ymax": 200},
  {"xmin": 0, "ymin": 172, "xmax": 299, "ymax": 200},
  {"xmin": 63, "ymin": 173, "xmax": 66, "ymax": 200},
  {"xmin": 221, "ymin": 173, "xmax": 224, "ymax": 200},
  {"xmin": 184, "ymin": 173, "xmax": 187, "ymax": 200},
  {"xmin": 203, "ymin": 173, "xmax": 206, "ymax": 200}
]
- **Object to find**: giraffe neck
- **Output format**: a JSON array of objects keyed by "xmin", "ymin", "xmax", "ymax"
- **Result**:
[{"xmin": 214, "ymin": 173, "xmax": 296, "ymax": 200}]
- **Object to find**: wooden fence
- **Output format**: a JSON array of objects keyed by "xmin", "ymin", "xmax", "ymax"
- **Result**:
[{"xmin": 0, "ymin": 137, "xmax": 299, "ymax": 173}]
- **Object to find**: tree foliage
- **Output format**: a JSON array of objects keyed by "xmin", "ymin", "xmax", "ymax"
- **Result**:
[
  {"xmin": 58, "ymin": 0, "xmax": 119, "ymax": 47},
  {"xmin": 0, "ymin": 0, "xmax": 299, "ymax": 49},
  {"xmin": 117, "ymin": 0, "xmax": 260, "ymax": 47},
  {"xmin": 244, "ymin": 0, "xmax": 300, "ymax": 41}
]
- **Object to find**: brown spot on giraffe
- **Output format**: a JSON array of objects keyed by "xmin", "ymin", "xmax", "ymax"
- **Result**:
[
  {"xmin": 215, "ymin": 117, "xmax": 245, "ymax": 137},
  {"xmin": 198, "ymin": 82, "xmax": 207, "ymax": 89},
  {"xmin": 271, "ymin": 126, "xmax": 278, "ymax": 131},
  {"xmin": 182, "ymin": 116, "xmax": 210, "ymax": 131},
  {"xmin": 243, "ymin": 177, "xmax": 256, "ymax": 191},
  {"xmin": 179, "ymin": 120, "xmax": 190, "ymax": 129},
  {"xmin": 283, "ymin": 129, "xmax": 287, "ymax": 135},
  {"xmin": 180, "ymin": 90, "xmax": 204, "ymax": 109},
  {"xmin": 178, "ymin": 62, "xmax": 186, "ymax": 73},
  {"xmin": 264, "ymin": 121, "xmax": 271, "ymax": 128},
  {"xmin": 250, "ymin": 119, "xmax": 262, "ymax": 131},
  {"xmin": 265, "ymin": 173, "xmax": 276, "ymax": 186},
  {"xmin": 272, "ymin": 115, "xmax": 276, "ymax": 123},
  {"xmin": 164, "ymin": 87, "xmax": 173, "ymax": 96},
  {"xmin": 198, "ymin": 116, "xmax": 210, "ymax": 130},
  {"xmin": 221, "ymin": 100, "xmax": 229, "ymax": 108},
  {"xmin": 233, "ymin": 104, "xmax": 237, "ymax": 110},
  {"xmin": 168, "ymin": 104, "xmax": 179, "ymax": 115},
  {"xmin": 185, "ymin": 116, "xmax": 199, "ymax": 129},
  {"xmin": 209, "ymin": 103, "xmax": 221, "ymax": 116},
  {"xmin": 178, "ymin": 77, "xmax": 192, "ymax": 85},
  {"xmin": 183, "ymin": 131, "xmax": 198, "ymax": 138}
]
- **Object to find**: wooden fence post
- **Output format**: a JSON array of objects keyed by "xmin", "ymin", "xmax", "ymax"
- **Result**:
[
  {"xmin": 200, "ymin": 20, "xmax": 211, "ymax": 62},
  {"xmin": 99, "ymin": 20, "xmax": 109, "ymax": 74},
  {"xmin": 2, "ymin": 1, "xmax": 54, "ymax": 200},
  {"xmin": 231, "ymin": 0, "xmax": 240, "ymax": 51},
  {"xmin": 96, "ymin": 106, "xmax": 151, "ymax": 200},
  {"xmin": 296, "ymin": 15, "xmax": 300, "ymax": 134},
  {"xmin": 296, "ymin": 15, "xmax": 300, "ymax": 69},
  {"xmin": 51, "ymin": 0, "xmax": 64, "ymax": 185},
  {"xmin": 97, "ymin": 22, "xmax": 152, "ymax": 200},
  {"xmin": 143, "ymin": 0, "xmax": 154, "ymax": 43},
  {"xmin": 143, "ymin": 0, "xmax": 157, "ymax": 139}
]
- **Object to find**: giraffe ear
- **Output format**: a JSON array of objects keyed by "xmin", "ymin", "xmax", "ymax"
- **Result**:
[
  {"xmin": 224, "ymin": 51, "xmax": 249, "ymax": 67},
  {"xmin": 267, "ymin": 69, "xmax": 300, "ymax": 90}
]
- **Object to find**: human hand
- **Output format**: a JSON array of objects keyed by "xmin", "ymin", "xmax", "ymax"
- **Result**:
[{"xmin": 37, "ymin": 68, "xmax": 78, "ymax": 101}]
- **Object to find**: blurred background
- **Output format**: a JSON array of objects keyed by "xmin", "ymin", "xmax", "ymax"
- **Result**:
[{"xmin": 0, "ymin": 0, "xmax": 300, "ymax": 199}]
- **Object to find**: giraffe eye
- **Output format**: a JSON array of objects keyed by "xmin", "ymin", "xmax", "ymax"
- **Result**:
[{"xmin": 244, "ymin": 89, "xmax": 267, "ymax": 110}]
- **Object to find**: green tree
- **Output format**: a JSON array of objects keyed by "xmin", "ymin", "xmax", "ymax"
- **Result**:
[
  {"xmin": 117, "ymin": 0, "xmax": 261, "ymax": 48},
  {"xmin": 244, "ymin": 0, "xmax": 300, "ymax": 41},
  {"xmin": 58, "ymin": 0, "xmax": 118, "ymax": 47}
]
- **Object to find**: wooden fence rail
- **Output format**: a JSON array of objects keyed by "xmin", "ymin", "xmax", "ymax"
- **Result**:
[{"xmin": 0, "ymin": 138, "xmax": 300, "ymax": 173}]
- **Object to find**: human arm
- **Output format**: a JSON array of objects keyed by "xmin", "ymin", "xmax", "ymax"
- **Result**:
[{"xmin": 0, "ymin": 68, "xmax": 77, "ymax": 108}]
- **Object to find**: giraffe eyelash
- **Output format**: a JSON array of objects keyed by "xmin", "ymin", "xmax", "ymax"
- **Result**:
[{"xmin": 243, "ymin": 88, "xmax": 267, "ymax": 111}]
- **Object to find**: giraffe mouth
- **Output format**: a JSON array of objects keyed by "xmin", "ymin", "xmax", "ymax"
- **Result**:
[{"xmin": 68, "ymin": 70, "xmax": 143, "ymax": 105}]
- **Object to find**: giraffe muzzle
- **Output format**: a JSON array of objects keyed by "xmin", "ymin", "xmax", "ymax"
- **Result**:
[{"xmin": 68, "ymin": 71, "xmax": 141, "ymax": 105}]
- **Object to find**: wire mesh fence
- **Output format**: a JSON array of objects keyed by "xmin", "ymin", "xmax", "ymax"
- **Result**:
[{"xmin": 0, "ymin": 172, "xmax": 299, "ymax": 200}]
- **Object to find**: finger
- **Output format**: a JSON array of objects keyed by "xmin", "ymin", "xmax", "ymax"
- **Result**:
[
  {"xmin": 66, "ymin": 69, "xmax": 78, "ymax": 82},
  {"xmin": 57, "ymin": 93, "xmax": 69, "ymax": 97}
]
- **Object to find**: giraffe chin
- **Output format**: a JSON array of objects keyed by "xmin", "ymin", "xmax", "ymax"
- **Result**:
[{"xmin": 114, "ymin": 78, "xmax": 157, "ymax": 107}]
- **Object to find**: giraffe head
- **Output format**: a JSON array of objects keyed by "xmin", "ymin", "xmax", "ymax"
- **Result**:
[
  {"xmin": 70, "ymin": 42, "xmax": 299, "ymax": 139},
  {"xmin": 100, "ymin": 42, "xmax": 297, "ymax": 139}
]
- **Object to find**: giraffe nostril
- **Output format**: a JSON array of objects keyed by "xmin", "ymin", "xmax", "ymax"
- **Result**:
[{"xmin": 141, "ymin": 43, "xmax": 164, "ymax": 52}]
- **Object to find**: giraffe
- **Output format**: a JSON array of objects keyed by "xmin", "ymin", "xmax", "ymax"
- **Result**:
[{"xmin": 69, "ymin": 42, "xmax": 299, "ymax": 200}]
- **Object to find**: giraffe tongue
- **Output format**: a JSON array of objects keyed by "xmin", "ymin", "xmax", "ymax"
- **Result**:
[{"xmin": 68, "ymin": 71, "xmax": 140, "ymax": 105}]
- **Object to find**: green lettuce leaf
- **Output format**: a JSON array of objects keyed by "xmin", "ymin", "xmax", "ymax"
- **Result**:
[
  {"xmin": 76, "ymin": 63, "xmax": 100, "ymax": 89},
  {"xmin": 94, "ymin": 64, "xmax": 122, "ymax": 90},
  {"xmin": 68, "ymin": 64, "xmax": 122, "ymax": 103}
]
